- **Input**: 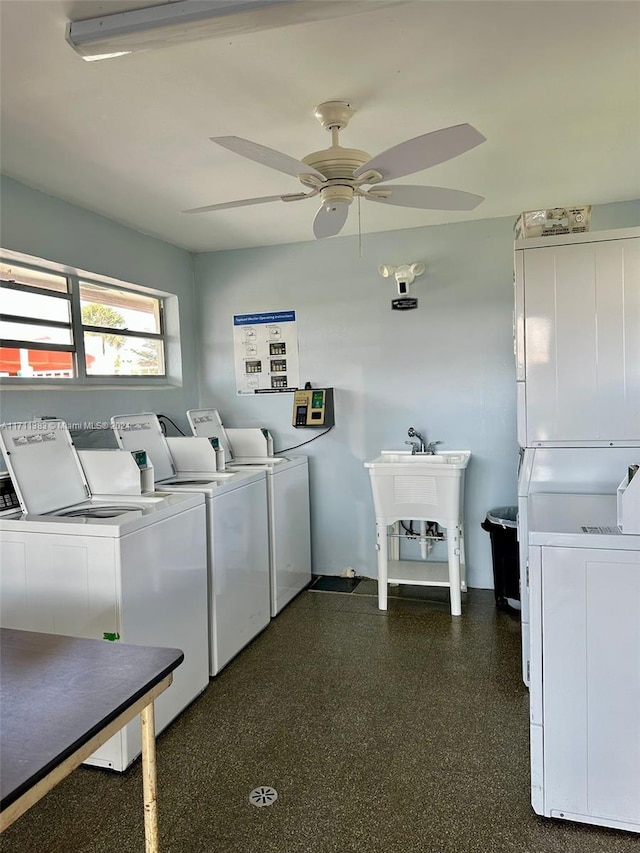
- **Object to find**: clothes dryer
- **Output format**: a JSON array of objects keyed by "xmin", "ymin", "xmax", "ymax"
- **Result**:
[
  {"xmin": 526, "ymin": 493, "xmax": 640, "ymax": 833},
  {"xmin": 111, "ymin": 413, "xmax": 270, "ymax": 675},
  {"xmin": 187, "ymin": 408, "xmax": 311, "ymax": 616},
  {"xmin": 0, "ymin": 421, "xmax": 209, "ymax": 772}
]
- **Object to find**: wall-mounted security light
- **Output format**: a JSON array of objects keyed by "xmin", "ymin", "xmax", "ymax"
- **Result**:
[
  {"xmin": 378, "ymin": 262, "xmax": 425, "ymax": 311},
  {"xmin": 378, "ymin": 262, "xmax": 426, "ymax": 296},
  {"xmin": 66, "ymin": 0, "xmax": 405, "ymax": 62}
]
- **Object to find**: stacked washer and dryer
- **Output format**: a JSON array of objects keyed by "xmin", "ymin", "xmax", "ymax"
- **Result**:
[
  {"xmin": 186, "ymin": 407, "xmax": 312, "ymax": 617},
  {"xmin": 0, "ymin": 420, "xmax": 209, "ymax": 772},
  {"xmin": 514, "ymin": 227, "xmax": 640, "ymax": 832}
]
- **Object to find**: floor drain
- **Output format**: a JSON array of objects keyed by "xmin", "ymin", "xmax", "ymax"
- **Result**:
[{"xmin": 249, "ymin": 786, "xmax": 278, "ymax": 808}]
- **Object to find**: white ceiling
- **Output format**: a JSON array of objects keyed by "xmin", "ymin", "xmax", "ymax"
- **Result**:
[{"xmin": 1, "ymin": 1, "xmax": 639, "ymax": 252}]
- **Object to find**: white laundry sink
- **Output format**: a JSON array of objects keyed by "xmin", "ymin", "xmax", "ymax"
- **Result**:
[
  {"xmin": 372, "ymin": 450, "xmax": 471, "ymax": 467},
  {"xmin": 365, "ymin": 450, "xmax": 471, "ymax": 523}
]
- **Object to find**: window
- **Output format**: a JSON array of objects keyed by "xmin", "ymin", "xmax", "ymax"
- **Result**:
[
  {"xmin": 79, "ymin": 282, "xmax": 164, "ymax": 377},
  {"xmin": 1, "ymin": 259, "xmax": 168, "ymax": 382}
]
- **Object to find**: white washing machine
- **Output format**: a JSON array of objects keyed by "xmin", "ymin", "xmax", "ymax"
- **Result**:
[
  {"xmin": 187, "ymin": 408, "xmax": 311, "ymax": 616},
  {"xmin": 111, "ymin": 413, "xmax": 271, "ymax": 675},
  {"xmin": 527, "ymin": 493, "xmax": 640, "ymax": 832},
  {"xmin": 0, "ymin": 420, "xmax": 209, "ymax": 772}
]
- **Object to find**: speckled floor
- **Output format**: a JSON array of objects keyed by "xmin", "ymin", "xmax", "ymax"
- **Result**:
[{"xmin": 2, "ymin": 583, "xmax": 637, "ymax": 852}]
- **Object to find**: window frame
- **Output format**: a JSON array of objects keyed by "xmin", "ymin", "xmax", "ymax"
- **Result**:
[{"xmin": 0, "ymin": 251, "xmax": 178, "ymax": 388}]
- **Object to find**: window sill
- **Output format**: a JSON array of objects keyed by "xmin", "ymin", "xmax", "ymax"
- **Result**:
[{"xmin": 0, "ymin": 381, "xmax": 181, "ymax": 391}]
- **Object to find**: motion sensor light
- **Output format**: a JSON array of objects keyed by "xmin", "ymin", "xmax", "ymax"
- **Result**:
[{"xmin": 378, "ymin": 262, "xmax": 426, "ymax": 294}]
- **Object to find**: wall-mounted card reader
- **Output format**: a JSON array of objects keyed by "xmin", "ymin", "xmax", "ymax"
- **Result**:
[{"xmin": 292, "ymin": 388, "xmax": 335, "ymax": 428}]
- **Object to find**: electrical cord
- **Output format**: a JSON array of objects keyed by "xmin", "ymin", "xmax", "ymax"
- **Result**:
[
  {"xmin": 400, "ymin": 520, "xmax": 443, "ymax": 539},
  {"xmin": 401, "ymin": 520, "xmax": 417, "ymax": 537},
  {"xmin": 155, "ymin": 409, "xmax": 331, "ymax": 450},
  {"xmin": 275, "ymin": 425, "xmax": 334, "ymax": 454},
  {"xmin": 157, "ymin": 414, "xmax": 186, "ymax": 436}
]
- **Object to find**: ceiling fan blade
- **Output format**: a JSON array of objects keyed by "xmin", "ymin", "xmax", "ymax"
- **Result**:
[
  {"xmin": 367, "ymin": 185, "xmax": 484, "ymax": 211},
  {"xmin": 212, "ymin": 136, "xmax": 326, "ymax": 180},
  {"xmin": 313, "ymin": 202, "xmax": 349, "ymax": 239},
  {"xmin": 182, "ymin": 193, "xmax": 306, "ymax": 214},
  {"xmin": 354, "ymin": 124, "xmax": 486, "ymax": 182}
]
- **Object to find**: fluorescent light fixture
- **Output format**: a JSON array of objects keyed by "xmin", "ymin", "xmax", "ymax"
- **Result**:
[{"xmin": 66, "ymin": 0, "xmax": 403, "ymax": 61}]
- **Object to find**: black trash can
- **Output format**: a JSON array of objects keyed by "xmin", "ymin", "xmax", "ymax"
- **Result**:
[{"xmin": 481, "ymin": 506, "xmax": 520, "ymax": 611}]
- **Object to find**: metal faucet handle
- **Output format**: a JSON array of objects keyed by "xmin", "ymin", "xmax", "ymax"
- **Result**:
[
  {"xmin": 425, "ymin": 440, "xmax": 442, "ymax": 454},
  {"xmin": 405, "ymin": 440, "xmax": 420, "ymax": 454}
]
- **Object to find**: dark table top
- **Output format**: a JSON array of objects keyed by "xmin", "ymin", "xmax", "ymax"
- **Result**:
[{"xmin": 0, "ymin": 628, "xmax": 184, "ymax": 811}]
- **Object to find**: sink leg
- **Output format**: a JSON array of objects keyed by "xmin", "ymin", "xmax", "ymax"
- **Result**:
[
  {"xmin": 447, "ymin": 524, "xmax": 462, "ymax": 617},
  {"xmin": 376, "ymin": 520, "xmax": 388, "ymax": 611}
]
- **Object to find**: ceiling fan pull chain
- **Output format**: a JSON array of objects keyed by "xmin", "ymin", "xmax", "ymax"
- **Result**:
[{"xmin": 358, "ymin": 195, "xmax": 362, "ymax": 259}]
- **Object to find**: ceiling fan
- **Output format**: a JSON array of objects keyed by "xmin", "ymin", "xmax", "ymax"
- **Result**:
[{"xmin": 182, "ymin": 101, "xmax": 486, "ymax": 239}]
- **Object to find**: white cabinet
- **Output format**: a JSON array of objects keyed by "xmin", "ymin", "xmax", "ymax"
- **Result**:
[
  {"xmin": 515, "ymin": 228, "xmax": 640, "ymax": 446},
  {"xmin": 529, "ymin": 533, "xmax": 640, "ymax": 832}
]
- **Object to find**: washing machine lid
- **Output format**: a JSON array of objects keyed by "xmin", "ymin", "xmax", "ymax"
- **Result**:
[
  {"xmin": 186, "ymin": 408, "xmax": 234, "ymax": 461},
  {"xmin": 0, "ymin": 420, "xmax": 90, "ymax": 515},
  {"xmin": 528, "ymin": 492, "xmax": 639, "ymax": 550},
  {"xmin": 111, "ymin": 412, "xmax": 176, "ymax": 482}
]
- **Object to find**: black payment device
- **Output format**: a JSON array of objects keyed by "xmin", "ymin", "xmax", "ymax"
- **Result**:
[
  {"xmin": 0, "ymin": 472, "xmax": 20, "ymax": 513},
  {"xmin": 292, "ymin": 388, "xmax": 334, "ymax": 428}
]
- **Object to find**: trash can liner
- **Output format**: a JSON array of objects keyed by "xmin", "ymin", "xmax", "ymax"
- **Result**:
[{"xmin": 486, "ymin": 506, "xmax": 518, "ymax": 528}]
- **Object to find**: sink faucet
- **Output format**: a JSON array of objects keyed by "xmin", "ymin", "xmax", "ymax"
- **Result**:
[
  {"xmin": 406, "ymin": 427, "xmax": 426, "ymax": 453},
  {"xmin": 406, "ymin": 428, "xmax": 442, "ymax": 455}
]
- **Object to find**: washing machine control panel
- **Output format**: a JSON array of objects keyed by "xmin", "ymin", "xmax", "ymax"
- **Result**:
[{"xmin": 0, "ymin": 472, "xmax": 21, "ymax": 515}]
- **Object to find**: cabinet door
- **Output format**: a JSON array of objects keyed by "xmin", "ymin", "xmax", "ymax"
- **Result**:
[
  {"xmin": 541, "ymin": 545, "xmax": 640, "ymax": 822},
  {"xmin": 522, "ymin": 236, "xmax": 639, "ymax": 443}
]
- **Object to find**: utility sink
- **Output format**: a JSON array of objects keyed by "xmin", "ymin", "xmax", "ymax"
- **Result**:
[
  {"xmin": 370, "ymin": 450, "xmax": 471, "ymax": 468},
  {"xmin": 365, "ymin": 449, "xmax": 472, "ymax": 617},
  {"xmin": 365, "ymin": 450, "xmax": 471, "ymax": 523}
]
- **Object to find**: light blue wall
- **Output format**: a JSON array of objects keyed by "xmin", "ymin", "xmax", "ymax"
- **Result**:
[
  {"xmin": 0, "ymin": 176, "xmax": 200, "ymax": 426},
  {"xmin": 1, "ymin": 176, "xmax": 637, "ymax": 589},
  {"xmin": 194, "ymin": 200, "xmax": 640, "ymax": 588}
]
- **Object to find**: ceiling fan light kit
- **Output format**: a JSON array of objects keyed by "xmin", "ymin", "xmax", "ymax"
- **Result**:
[{"xmin": 182, "ymin": 100, "xmax": 487, "ymax": 240}]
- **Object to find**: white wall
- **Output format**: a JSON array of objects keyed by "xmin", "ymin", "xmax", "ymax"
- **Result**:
[
  {"xmin": 194, "ymin": 201, "xmax": 640, "ymax": 588},
  {"xmin": 0, "ymin": 176, "xmax": 200, "ymax": 427}
]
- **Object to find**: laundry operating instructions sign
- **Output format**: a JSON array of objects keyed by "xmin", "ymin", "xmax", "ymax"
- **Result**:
[{"xmin": 232, "ymin": 311, "xmax": 300, "ymax": 395}]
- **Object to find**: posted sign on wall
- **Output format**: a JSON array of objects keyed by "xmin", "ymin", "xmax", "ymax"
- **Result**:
[{"xmin": 233, "ymin": 311, "xmax": 300, "ymax": 395}]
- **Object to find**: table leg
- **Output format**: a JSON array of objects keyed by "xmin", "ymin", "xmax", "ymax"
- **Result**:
[
  {"xmin": 376, "ymin": 519, "xmax": 388, "ymax": 611},
  {"xmin": 140, "ymin": 702, "xmax": 159, "ymax": 853},
  {"xmin": 446, "ymin": 524, "xmax": 462, "ymax": 617}
]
